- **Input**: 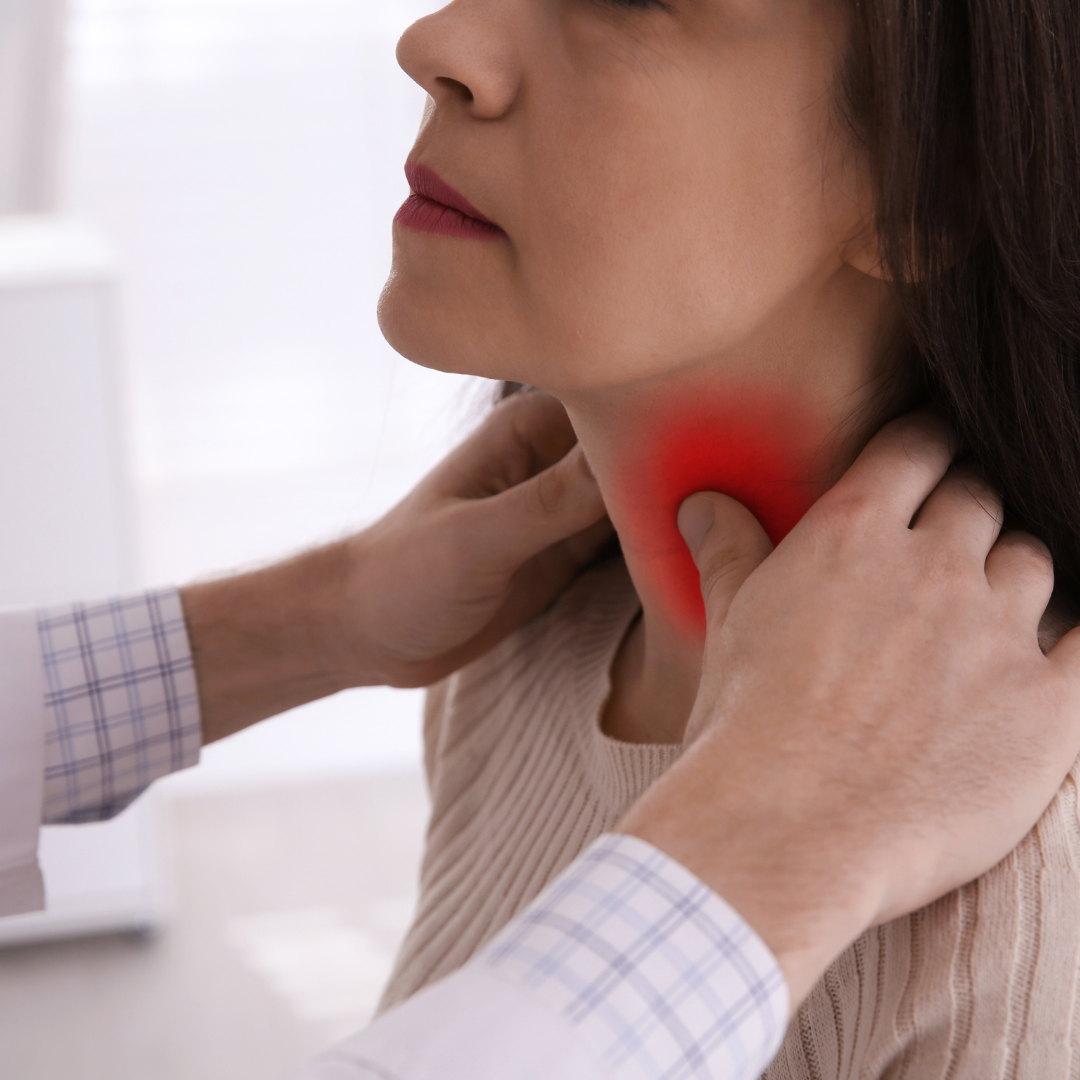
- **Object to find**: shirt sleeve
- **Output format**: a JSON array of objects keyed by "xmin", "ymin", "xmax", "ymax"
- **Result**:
[
  {"xmin": 38, "ymin": 588, "xmax": 202, "ymax": 824},
  {"xmin": 292, "ymin": 833, "xmax": 790, "ymax": 1080}
]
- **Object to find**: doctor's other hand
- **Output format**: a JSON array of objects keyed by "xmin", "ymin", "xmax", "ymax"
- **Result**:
[
  {"xmin": 184, "ymin": 391, "xmax": 611, "ymax": 742},
  {"xmin": 619, "ymin": 412, "xmax": 1080, "ymax": 1008},
  {"xmin": 339, "ymin": 389, "xmax": 611, "ymax": 686}
]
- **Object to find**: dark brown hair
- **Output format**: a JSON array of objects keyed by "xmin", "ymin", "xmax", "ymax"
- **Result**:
[
  {"xmin": 844, "ymin": 0, "xmax": 1080, "ymax": 590},
  {"xmin": 506, "ymin": 1, "xmax": 1080, "ymax": 590}
]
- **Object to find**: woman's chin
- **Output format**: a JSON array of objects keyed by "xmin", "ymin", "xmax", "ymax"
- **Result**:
[
  {"xmin": 378, "ymin": 289, "xmax": 498, "ymax": 378},
  {"xmin": 377, "ymin": 273, "xmax": 541, "ymax": 383},
  {"xmin": 376, "ymin": 268, "xmax": 679, "ymax": 391}
]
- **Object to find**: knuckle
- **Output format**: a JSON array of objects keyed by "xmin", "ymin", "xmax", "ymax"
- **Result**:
[
  {"xmin": 1007, "ymin": 536, "xmax": 1055, "ymax": 582},
  {"xmin": 698, "ymin": 546, "xmax": 759, "ymax": 604},
  {"xmin": 533, "ymin": 464, "xmax": 569, "ymax": 515},
  {"xmin": 916, "ymin": 543, "xmax": 967, "ymax": 588},
  {"xmin": 887, "ymin": 411, "xmax": 955, "ymax": 460},
  {"xmin": 699, "ymin": 542, "xmax": 752, "ymax": 583},
  {"xmin": 818, "ymin": 489, "xmax": 879, "ymax": 540},
  {"xmin": 951, "ymin": 471, "xmax": 1003, "ymax": 522}
]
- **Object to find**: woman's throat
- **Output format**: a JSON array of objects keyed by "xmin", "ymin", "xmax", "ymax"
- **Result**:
[{"xmin": 611, "ymin": 390, "xmax": 832, "ymax": 636}]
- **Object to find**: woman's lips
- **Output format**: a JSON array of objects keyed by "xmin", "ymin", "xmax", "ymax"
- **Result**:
[{"xmin": 395, "ymin": 162, "xmax": 506, "ymax": 241}]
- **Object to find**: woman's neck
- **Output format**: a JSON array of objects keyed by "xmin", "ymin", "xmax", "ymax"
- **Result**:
[{"xmin": 557, "ymin": 266, "xmax": 900, "ymax": 745}]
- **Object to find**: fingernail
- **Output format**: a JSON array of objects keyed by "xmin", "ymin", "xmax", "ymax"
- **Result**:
[{"xmin": 678, "ymin": 496, "xmax": 715, "ymax": 556}]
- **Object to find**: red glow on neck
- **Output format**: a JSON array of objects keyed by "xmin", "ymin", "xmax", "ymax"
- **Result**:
[{"xmin": 615, "ymin": 390, "xmax": 828, "ymax": 635}]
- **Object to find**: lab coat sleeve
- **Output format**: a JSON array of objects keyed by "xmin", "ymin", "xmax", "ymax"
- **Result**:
[
  {"xmin": 0, "ymin": 607, "xmax": 47, "ymax": 916},
  {"xmin": 0, "ymin": 588, "xmax": 202, "ymax": 917}
]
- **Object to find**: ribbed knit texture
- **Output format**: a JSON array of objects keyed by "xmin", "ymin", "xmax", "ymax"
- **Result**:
[{"xmin": 379, "ymin": 558, "xmax": 1080, "ymax": 1078}]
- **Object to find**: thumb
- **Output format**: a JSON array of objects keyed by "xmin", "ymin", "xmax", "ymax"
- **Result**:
[
  {"xmin": 678, "ymin": 492, "xmax": 773, "ymax": 628},
  {"xmin": 478, "ymin": 442, "xmax": 608, "ymax": 569}
]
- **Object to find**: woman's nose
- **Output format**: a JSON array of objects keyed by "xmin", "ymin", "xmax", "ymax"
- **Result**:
[{"xmin": 397, "ymin": 0, "xmax": 521, "ymax": 121}]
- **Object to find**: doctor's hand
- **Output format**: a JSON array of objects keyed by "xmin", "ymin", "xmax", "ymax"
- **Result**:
[
  {"xmin": 619, "ymin": 412, "xmax": 1080, "ymax": 1007},
  {"xmin": 334, "ymin": 389, "xmax": 611, "ymax": 686},
  {"xmin": 183, "ymin": 390, "xmax": 610, "ymax": 743}
]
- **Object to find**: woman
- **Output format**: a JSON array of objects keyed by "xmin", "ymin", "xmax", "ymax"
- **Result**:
[{"xmin": 375, "ymin": 0, "xmax": 1080, "ymax": 1075}]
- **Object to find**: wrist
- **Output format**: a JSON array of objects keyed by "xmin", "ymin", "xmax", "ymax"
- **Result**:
[
  {"xmin": 181, "ymin": 540, "xmax": 377, "ymax": 744},
  {"xmin": 616, "ymin": 733, "xmax": 882, "ymax": 1005}
]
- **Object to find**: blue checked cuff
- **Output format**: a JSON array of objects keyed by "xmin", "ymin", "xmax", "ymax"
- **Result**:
[
  {"xmin": 38, "ymin": 589, "xmax": 201, "ymax": 824},
  {"xmin": 482, "ymin": 833, "xmax": 790, "ymax": 1080}
]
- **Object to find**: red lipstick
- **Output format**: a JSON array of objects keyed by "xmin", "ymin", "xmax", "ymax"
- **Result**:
[{"xmin": 395, "ymin": 162, "xmax": 506, "ymax": 241}]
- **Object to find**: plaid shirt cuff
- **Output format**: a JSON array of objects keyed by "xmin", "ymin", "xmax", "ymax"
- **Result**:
[
  {"xmin": 294, "ymin": 834, "xmax": 789, "ymax": 1080},
  {"xmin": 482, "ymin": 833, "xmax": 790, "ymax": 1080},
  {"xmin": 38, "ymin": 589, "xmax": 201, "ymax": 824}
]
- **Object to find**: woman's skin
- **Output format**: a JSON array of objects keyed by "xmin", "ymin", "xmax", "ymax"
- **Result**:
[{"xmin": 382, "ymin": 0, "xmax": 900, "ymax": 745}]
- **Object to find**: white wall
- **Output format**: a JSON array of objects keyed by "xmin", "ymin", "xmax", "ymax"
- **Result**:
[
  {"xmin": 0, "ymin": 219, "xmax": 134, "ymax": 606},
  {"xmin": 61, "ymin": 0, "xmax": 483, "ymax": 787}
]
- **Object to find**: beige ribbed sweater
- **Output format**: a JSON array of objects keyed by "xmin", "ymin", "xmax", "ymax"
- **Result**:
[{"xmin": 379, "ymin": 558, "xmax": 1080, "ymax": 1078}]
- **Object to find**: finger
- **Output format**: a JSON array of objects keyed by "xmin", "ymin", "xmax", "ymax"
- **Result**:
[
  {"xmin": 560, "ymin": 513, "xmax": 617, "ymax": 570},
  {"xmin": 912, "ymin": 468, "xmax": 1004, "ymax": 557},
  {"xmin": 476, "ymin": 517, "xmax": 616, "ymax": 639},
  {"xmin": 1046, "ymin": 621, "xmax": 1080, "ymax": 676},
  {"xmin": 823, "ymin": 411, "xmax": 957, "ymax": 528},
  {"xmin": 499, "ymin": 390, "xmax": 580, "ymax": 471},
  {"xmin": 984, "ymin": 530, "xmax": 1054, "ymax": 624},
  {"xmin": 1038, "ymin": 591, "xmax": 1080, "ymax": 655},
  {"xmin": 469, "ymin": 442, "xmax": 608, "ymax": 569},
  {"xmin": 679, "ymin": 492, "xmax": 773, "ymax": 628},
  {"xmin": 434, "ymin": 392, "xmax": 576, "ymax": 498}
]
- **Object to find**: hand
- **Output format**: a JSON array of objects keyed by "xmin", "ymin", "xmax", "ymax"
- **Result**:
[
  {"xmin": 184, "ymin": 391, "xmax": 611, "ymax": 742},
  {"xmin": 618, "ymin": 412, "xmax": 1080, "ymax": 1005},
  {"xmin": 338, "ymin": 390, "xmax": 611, "ymax": 686}
]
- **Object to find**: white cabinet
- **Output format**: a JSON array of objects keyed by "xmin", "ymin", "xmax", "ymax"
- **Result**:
[
  {"xmin": 0, "ymin": 217, "xmax": 134, "ymax": 603},
  {"xmin": 0, "ymin": 216, "xmax": 166, "ymax": 946}
]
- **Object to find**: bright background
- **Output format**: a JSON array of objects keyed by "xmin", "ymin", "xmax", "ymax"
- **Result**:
[
  {"xmin": 66, "ymin": 0, "xmax": 482, "ymax": 790},
  {"xmin": 0, "ymin": 1, "xmax": 498, "ymax": 1076}
]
